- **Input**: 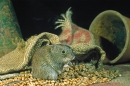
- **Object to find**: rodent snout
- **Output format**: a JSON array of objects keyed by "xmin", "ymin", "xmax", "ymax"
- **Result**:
[{"xmin": 70, "ymin": 56, "xmax": 75, "ymax": 60}]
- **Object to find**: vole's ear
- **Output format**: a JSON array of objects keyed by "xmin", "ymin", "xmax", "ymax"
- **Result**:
[{"xmin": 41, "ymin": 39, "xmax": 50, "ymax": 46}]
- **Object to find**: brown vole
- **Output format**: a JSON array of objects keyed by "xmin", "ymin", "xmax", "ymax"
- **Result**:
[{"xmin": 31, "ymin": 44, "xmax": 75, "ymax": 80}]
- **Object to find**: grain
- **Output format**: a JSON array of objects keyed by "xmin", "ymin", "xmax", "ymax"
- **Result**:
[{"xmin": 0, "ymin": 62, "xmax": 121, "ymax": 86}]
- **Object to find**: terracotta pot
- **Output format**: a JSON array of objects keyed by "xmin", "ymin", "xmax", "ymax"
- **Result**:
[
  {"xmin": 89, "ymin": 10, "xmax": 130, "ymax": 64},
  {"xmin": 0, "ymin": 0, "xmax": 22, "ymax": 57}
]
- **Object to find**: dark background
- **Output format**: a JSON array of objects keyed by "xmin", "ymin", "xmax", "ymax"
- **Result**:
[{"xmin": 11, "ymin": 0, "xmax": 129, "ymax": 40}]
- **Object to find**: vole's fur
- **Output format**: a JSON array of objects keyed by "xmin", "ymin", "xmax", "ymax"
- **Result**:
[{"xmin": 31, "ymin": 44, "xmax": 75, "ymax": 80}]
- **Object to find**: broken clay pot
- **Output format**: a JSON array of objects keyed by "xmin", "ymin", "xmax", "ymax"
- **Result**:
[{"xmin": 89, "ymin": 10, "xmax": 130, "ymax": 64}]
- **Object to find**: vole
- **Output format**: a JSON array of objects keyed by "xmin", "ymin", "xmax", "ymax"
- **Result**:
[{"xmin": 31, "ymin": 44, "xmax": 75, "ymax": 80}]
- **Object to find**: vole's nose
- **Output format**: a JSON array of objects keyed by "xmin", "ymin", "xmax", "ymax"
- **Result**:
[{"xmin": 71, "ymin": 56, "xmax": 75, "ymax": 60}]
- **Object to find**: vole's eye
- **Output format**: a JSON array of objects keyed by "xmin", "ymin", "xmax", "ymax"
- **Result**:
[{"xmin": 62, "ymin": 50, "xmax": 66, "ymax": 54}]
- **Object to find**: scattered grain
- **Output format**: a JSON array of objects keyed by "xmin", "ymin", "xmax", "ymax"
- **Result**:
[{"xmin": 0, "ymin": 62, "xmax": 121, "ymax": 86}]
